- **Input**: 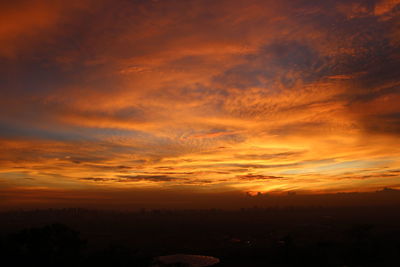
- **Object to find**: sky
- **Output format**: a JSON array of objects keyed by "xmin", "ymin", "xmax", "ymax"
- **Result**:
[{"xmin": 1, "ymin": 0, "xmax": 400, "ymax": 208}]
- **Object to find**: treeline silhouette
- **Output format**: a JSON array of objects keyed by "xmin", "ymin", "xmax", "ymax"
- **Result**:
[
  {"xmin": 0, "ymin": 223, "xmax": 151, "ymax": 267},
  {"xmin": 0, "ymin": 207, "xmax": 400, "ymax": 266}
]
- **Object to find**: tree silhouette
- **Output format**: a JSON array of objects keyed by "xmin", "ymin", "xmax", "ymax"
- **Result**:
[{"xmin": 3, "ymin": 223, "xmax": 85, "ymax": 267}]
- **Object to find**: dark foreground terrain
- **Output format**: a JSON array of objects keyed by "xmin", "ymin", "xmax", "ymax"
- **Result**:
[{"xmin": 1, "ymin": 207, "xmax": 400, "ymax": 266}]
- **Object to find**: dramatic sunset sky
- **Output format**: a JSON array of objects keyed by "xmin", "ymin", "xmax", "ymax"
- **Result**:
[{"xmin": 1, "ymin": 0, "xmax": 400, "ymax": 208}]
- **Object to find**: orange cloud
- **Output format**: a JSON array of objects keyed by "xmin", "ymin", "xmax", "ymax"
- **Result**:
[
  {"xmin": 1, "ymin": 0, "xmax": 400, "ymax": 207},
  {"xmin": 375, "ymin": 0, "xmax": 400, "ymax": 15},
  {"xmin": 0, "ymin": 0, "xmax": 93, "ymax": 58}
]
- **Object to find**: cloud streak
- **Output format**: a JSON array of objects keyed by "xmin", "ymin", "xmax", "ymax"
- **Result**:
[{"xmin": 0, "ymin": 0, "xmax": 400, "ymax": 205}]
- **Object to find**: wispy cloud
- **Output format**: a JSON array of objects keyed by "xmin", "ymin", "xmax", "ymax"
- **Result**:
[{"xmin": 1, "ymin": 0, "xmax": 400, "ymax": 202}]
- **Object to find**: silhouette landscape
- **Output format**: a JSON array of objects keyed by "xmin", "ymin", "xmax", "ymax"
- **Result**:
[
  {"xmin": 1, "ymin": 189, "xmax": 400, "ymax": 266},
  {"xmin": 1, "ymin": 0, "xmax": 400, "ymax": 266}
]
